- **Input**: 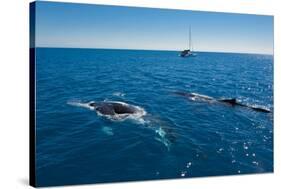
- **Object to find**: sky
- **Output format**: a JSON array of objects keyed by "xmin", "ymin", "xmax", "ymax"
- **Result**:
[{"xmin": 34, "ymin": 1, "xmax": 274, "ymax": 54}]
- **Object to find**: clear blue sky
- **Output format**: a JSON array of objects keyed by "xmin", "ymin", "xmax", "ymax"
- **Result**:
[{"xmin": 35, "ymin": 1, "xmax": 273, "ymax": 54}]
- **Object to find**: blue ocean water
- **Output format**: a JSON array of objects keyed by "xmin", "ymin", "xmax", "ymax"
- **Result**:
[{"xmin": 35, "ymin": 48, "xmax": 273, "ymax": 186}]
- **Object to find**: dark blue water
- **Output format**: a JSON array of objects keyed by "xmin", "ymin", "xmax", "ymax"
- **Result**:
[{"xmin": 35, "ymin": 48, "xmax": 273, "ymax": 187}]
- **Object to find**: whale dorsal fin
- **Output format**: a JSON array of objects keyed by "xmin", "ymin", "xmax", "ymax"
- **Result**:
[{"xmin": 219, "ymin": 98, "xmax": 237, "ymax": 105}]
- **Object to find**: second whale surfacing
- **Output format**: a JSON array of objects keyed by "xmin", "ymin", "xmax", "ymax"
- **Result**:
[
  {"xmin": 173, "ymin": 91, "xmax": 271, "ymax": 113},
  {"xmin": 68, "ymin": 100, "xmax": 175, "ymax": 150}
]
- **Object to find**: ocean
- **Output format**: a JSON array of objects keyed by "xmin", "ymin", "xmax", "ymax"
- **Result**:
[{"xmin": 35, "ymin": 48, "xmax": 273, "ymax": 186}]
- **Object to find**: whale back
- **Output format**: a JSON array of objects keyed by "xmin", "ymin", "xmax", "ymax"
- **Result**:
[
  {"xmin": 95, "ymin": 103, "xmax": 115, "ymax": 115},
  {"xmin": 219, "ymin": 98, "xmax": 237, "ymax": 105},
  {"xmin": 111, "ymin": 103, "xmax": 136, "ymax": 114},
  {"xmin": 90, "ymin": 102, "xmax": 137, "ymax": 115}
]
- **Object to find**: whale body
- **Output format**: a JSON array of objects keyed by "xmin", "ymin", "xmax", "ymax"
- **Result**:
[
  {"xmin": 89, "ymin": 101, "xmax": 137, "ymax": 116},
  {"xmin": 68, "ymin": 100, "xmax": 175, "ymax": 150},
  {"xmin": 173, "ymin": 91, "xmax": 271, "ymax": 113},
  {"xmin": 218, "ymin": 98, "xmax": 271, "ymax": 113},
  {"xmin": 173, "ymin": 91, "xmax": 215, "ymax": 102}
]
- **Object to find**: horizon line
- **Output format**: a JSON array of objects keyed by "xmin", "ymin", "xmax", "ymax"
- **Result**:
[{"xmin": 34, "ymin": 46, "xmax": 273, "ymax": 56}]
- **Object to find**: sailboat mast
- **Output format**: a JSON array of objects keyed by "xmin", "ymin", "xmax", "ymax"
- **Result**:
[{"xmin": 189, "ymin": 26, "xmax": 191, "ymax": 50}]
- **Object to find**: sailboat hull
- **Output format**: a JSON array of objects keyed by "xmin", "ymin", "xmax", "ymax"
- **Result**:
[
  {"xmin": 179, "ymin": 50, "xmax": 196, "ymax": 57},
  {"xmin": 179, "ymin": 26, "xmax": 197, "ymax": 58}
]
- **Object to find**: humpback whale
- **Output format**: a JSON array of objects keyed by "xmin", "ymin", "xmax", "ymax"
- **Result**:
[
  {"xmin": 68, "ymin": 100, "xmax": 175, "ymax": 150},
  {"xmin": 70, "ymin": 101, "xmax": 147, "ymax": 121},
  {"xmin": 218, "ymin": 98, "xmax": 271, "ymax": 113},
  {"xmin": 67, "ymin": 100, "xmax": 146, "ymax": 121},
  {"xmin": 89, "ymin": 101, "xmax": 138, "ymax": 116},
  {"xmin": 173, "ymin": 91, "xmax": 271, "ymax": 113}
]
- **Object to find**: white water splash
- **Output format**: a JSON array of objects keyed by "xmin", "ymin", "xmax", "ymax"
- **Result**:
[
  {"xmin": 154, "ymin": 127, "xmax": 171, "ymax": 150},
  {"xmin": 113, "ymin": 92, "xmax": 125, "ymax": 97},
  {"xmin": 67, "ymin": 100, "xmax": 94, "ymax": 110},
  {"xmin": 101, "ymin": 126, "xmax": 114, "ymax": 136}
]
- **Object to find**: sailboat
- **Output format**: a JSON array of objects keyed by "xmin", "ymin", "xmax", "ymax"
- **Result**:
[{"xmin": 179, "ymin": 27, "xmax": 196, "ymax": 57}]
